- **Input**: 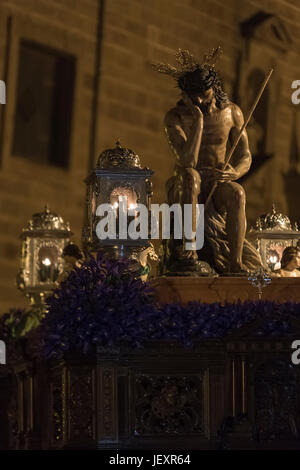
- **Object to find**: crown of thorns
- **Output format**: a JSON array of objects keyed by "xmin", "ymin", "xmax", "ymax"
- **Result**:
[
  {"xmin": 152, "ymin": 46, "xmax": 222, "ymax": 80},
  {"xmin": 152, "ymin": 46, "xmax": 222, "ymax": 89}
]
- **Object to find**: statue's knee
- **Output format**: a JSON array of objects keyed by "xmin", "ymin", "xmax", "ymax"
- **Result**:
[
  {"xmin": 227, "ymin": 183, "xmax": 245, "ymax": 205},
  {"xmin": 185, "ymin": 168, "xmax": 201, "ymax": 190}
]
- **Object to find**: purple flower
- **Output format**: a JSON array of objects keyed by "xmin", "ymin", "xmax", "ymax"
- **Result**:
[{"xmin": 30, "ymin": 254, "xmax": 300, "ymax": 359}]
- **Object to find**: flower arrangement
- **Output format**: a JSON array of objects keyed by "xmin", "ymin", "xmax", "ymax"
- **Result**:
[
  {"xmin": 39, "ymin": 253, "xmax": 300, "ymax": 358},
  {"xmin": 2, "ymin": 253, "xmax": 300, "ymax": 361},
  {"xmin": 41, "ymin": 253, "xmax": 157, "ymax": 358},
  {"xmin": 0, "ymin": 306, "xmax": 44, "ymax": 369},
  {"xmin": 0, "ymin": 308, "xmax": 26, "ymax": 342}
]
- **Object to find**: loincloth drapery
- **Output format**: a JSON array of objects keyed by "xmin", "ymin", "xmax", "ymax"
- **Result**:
[
  {"xmin": 199, "ymin": 168, "xmax": 262, "ymax": 273},
  {"xmin": 165, "ymin": 167, "xmax": 262, "ymax": 273},
  {"xmin": 203, "ymin": 200, "xmax": 262, "ymax": 273}
]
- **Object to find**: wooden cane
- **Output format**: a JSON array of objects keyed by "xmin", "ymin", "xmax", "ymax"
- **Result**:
[{"xmin": 204, "ymin": 68, "xmax": 273, "ymax": 208}]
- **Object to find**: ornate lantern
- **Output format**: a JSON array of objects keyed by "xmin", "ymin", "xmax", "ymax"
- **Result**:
[
  {"xmin": 248, "ymin": 204, "xmax": 300, "ymax": 272},
  {"xmin": 17, "ymin": 205, "xmax": 72, "ymax": 306},
  {"xmin": 82, "ymin": 141, "xmax": 154, "ymax": 263}
]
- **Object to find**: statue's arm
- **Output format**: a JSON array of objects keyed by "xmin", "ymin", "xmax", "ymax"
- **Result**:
[
  {"xmin": 164, "ymin": 108, "xmax": 203, "ymax": 169},
  {"xmin": 229, "ymin": 104, "xmax": 252, "ymax": 179}
]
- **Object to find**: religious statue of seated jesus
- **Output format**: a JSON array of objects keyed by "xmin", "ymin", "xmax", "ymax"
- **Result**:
[{"xmin": 153, "ymin": 48, "xmax": 262, "ymax": 275}]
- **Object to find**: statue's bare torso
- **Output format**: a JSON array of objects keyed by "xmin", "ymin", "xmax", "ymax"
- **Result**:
[{"xmin": 166, "ymin": 101, "xmax": 239, "ymax": 172}]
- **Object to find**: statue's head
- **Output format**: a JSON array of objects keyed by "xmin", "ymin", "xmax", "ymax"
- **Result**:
[
  {"xmin": 178, "ymin": 66, "xmax": 229, "ymax": 111},
  {"xmin": 152, "ymin": 47, "xmax": 229, "ymax": 110},
  {"xmin": 280, "ymin": 246, "xmax": 300, "ymax": 270}
]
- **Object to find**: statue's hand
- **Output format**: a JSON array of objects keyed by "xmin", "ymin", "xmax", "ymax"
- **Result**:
[
  {"xmin": 212, "ymin": 165, "xmax": 239, "ymax": 182},
  {"xmin": 182, "ymin": 92, "xmax": 203, "ymax": 122}
]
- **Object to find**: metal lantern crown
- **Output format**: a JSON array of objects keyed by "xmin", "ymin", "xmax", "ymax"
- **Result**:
[
  {"xmin": 82, "ymin": 141, "xmax": 154, "ymax": 254},
  {"xmin": 17, "ymin": 205, "xmax": 72, "ymax": 305},
  {"xmin": 248, "ymin": 204, "xmax": 300, "ymax": 271}
]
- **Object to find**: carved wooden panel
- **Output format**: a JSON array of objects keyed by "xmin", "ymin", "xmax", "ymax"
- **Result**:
[
  {"xmin": 67, "ymin": 366, "xmax": 95, "ymax": 441},
  {"xmin": 99, "ymin": 367, "xmax": 116, "ymax": 440},
  {"xmin": 254, "ymin": 359, "xmax": 300, "ymax": 441},
  {"xmin": 51, "ymin": 368, "xmax": 64, "ymax": 445},
  {"xmin": 134, "ymin": 374, "xmax": 204, "ymax": 436}
]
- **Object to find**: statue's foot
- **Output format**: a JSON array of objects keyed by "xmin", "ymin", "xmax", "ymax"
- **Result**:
[
  {"xmin": 183, "ymin": 250, "xmax": 198, "ymax": 262},
  {"xmin": 166, "ymin": 259, "xmax": 216, "ymax": 277},
  {"xmin": 176, "ymin": 249, "xmax": 198, "ymax": 263},
  {"xmin": 229, "ymin": 262, "xmax": 249, "ymax": 275}
]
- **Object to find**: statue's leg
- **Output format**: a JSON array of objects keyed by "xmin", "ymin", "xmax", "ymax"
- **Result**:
[
  {"xmin": 182, "ymin": 168, "xmax": 201, "ymax": 259},
  {"xmin": 213, "ymin": 182, "xmax": 247, "ymax": 271},
  {"xmin": 183, "ymin": 169, "xmax": 201, "ymax": 222},
  {"xmin": 166, "ymin": 175, "xmax": 179, "ymax": 206}
]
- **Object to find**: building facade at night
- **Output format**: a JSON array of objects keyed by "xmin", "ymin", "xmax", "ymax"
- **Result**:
[
  {"xmin": 0, "ymin": 0, "xmax": 300, "ymax": 311},
  {"xmin": 1, "ymin": 0, "xmax": 300, "ymax": 452}
]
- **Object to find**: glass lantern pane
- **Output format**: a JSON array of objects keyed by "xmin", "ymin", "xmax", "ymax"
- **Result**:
[
  {"xmin": 265, "ymin": 239, "xmax": 296, "ymax": 271},
  {"xmin": 110, "ymin": 186, "xmax": 138, "ymax": 209}
]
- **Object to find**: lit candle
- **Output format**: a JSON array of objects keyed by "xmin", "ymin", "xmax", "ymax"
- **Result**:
[
  {"xmin": 40, "ymin": 257, "xmax": 52, "ymax": 282},
  {"xmin": 110, "ymin": 187, "xmax": 138, "ymax": 240}
]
